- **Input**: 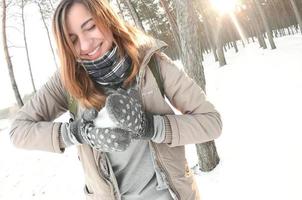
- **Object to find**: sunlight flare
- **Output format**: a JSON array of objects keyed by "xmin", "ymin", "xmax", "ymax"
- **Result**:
[
  {"xmin": 229, "ymin": 13, "xmax": 248, "ymax": 43},
  {"xmin": 210, "ymin": 0, "xmax": 239, "ymax": 14}
]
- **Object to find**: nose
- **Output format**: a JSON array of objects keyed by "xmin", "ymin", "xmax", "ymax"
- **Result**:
[{"xmin": 79, "ymin": 35, "xmax": 93, "ymax": 54}]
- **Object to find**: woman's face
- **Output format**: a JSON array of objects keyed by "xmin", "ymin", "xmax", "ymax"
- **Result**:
[{"xmin": 66, "ymin": 3, "xmax": 114, "ymax": 61}]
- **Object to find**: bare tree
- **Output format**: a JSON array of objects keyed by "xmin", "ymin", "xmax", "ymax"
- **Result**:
[
  {"xmin": 159, "ymin": 0, "xmax": 181, "ymax": 55},
  {"xmin": 195, "ymin": 3, "xmax": 219, "ymax": 62},
  {"xmin": 175, "ymin": 0, "xmax": 220, "ymax": 172},
  {"xmin": 2, "ymin": 0, "xmax": 24, "ymax": 107},
  {"xmin": 35, "ymin": 0, "xmax": 58, "ymax": 68},
  {"xmin": 289, "ymin": 0, "xmax": 302, "ymax": 34},
  {"xmin": 246, "ymin": 0, "xmax": 267, "ymax": 48},
  {"xmin": 122, "ymin": 0, "xmax": 145, "ymax": 31},
  {"xmin": 19, "ymin": 0, "xmax": 36, "ymax": 93},
  {"xmin": 198, "ymin": 0, "xmax": 226, "ymax": 66},
  {"xmin": 254, "ymin": 0, "xmax": 276, "ymax": 49},
  {"xmin": 47, "ymin": 0, "xmax": 55, "ymax": 11},
  {"xmin": 115, "ymin": 0, "xmax": 126, "ymax": 20},
  {"xmin": 216, "ymin": 18, "xmax": 227, "ymax": 66}
]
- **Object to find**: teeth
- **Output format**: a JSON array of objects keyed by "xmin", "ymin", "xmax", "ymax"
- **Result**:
[{"xmin": 88, "ymin": 45, "xmax": 100, "ymax": 56}]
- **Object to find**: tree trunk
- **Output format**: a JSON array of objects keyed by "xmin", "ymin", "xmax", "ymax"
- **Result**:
[
  {"xmin": 123, "ymin": 0, "xmax": 145, "ymax": 31},
  {"xmin": 47, "ymin": 0, "xmax": 55, "ymax": 12},
  {"xmin": 217, "ymin": 44, "xmax": 226, "ymax": 66},
  {"xmin": 2, "ymin": 0, "xmax": 24, "ymax": 107},
  {"xmin": 159, "ymin": 0, "xmax": 181, "ymax": 56},
  {"xmin": 247, "ymin": 0, "xmax": 267, "ymax": 49},
  {"xmin": 175, "ymin": 0, "xmax": 220, "ymax": 172},
  {"xmin": 227, "ymin": 24, "xmax": 238, "ymax": 53},
  {"xmin": 254, "ymin": 0, "xmax": 276, "ymax": 49},
  {"xmin": 37, "ymin": 2, "xmax": 58, "ymax": 68},
  {"xmin": 115, "ymin": 0, "xmax": 126, "ymax": 20},
  {"xmin": 203, "ymin": 17, "xmax": 218, "ymax": 62},
  {"xmin": 216, "ymin": 18, "xmax": 227, "ymax": 66},
  {"xmin": 279, "ymin": 0, "xmax": 293, "ymax": 32},
  {"xmin": 195, "ymin": 2, "xmax": 218, "ymax": 62},
  {"xmin": 140, "ymin": 0, "xmax": 160, "ymax": 35},
  {"xmin": 21, "ymin": 0, "xmax": 36, "ymax": 93},
  {"xmin": 289, "ymin": 0, "xmax": 302, "ymax": 34}
]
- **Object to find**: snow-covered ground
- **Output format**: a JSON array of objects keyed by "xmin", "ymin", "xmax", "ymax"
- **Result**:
[
  {"xmin": 1, "ymin": 34, "xmax": 302, "ymax": 200},
  {"xmin": 0, "ymin": 114, "xmax": 85, "ymax": 200}
]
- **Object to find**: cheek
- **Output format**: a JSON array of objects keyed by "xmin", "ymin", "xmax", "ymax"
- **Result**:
[
  {"xmin": 96, "ymin": 26, "xmax": 113, "ymax": 41},
  {"xmin": 69, "ymin": 41, "xmax": 81, "ymax": 57},
  {"xmin": 105, "ymin": 30, "xmax": 114, "ymax": 42},
  {"xmin": 73, "ymin": 43, "xmax": 81, "ymax": 55},
  {"xmin": 92, "ymin": 28, "xmax": 105, "ymax": 40}
]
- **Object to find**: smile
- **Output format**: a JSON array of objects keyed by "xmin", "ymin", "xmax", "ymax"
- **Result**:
[
  {"xmin": 88, "ymin": 45, "xmax": 101, "ymax": 56},
  {"xmin": 86, "ymin": 43, "xmax": 103, "ymax": 60}
]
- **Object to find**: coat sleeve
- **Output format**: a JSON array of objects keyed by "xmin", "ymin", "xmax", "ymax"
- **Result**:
[
  {"xmin": 157, "ymin": 53, "xmax": 223, "ymax": 147},
  {"xmin": 9, "ymin": 71, "xmax": 69, "ymax": 153}
]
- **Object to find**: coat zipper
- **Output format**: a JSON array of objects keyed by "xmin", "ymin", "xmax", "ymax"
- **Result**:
[
  {"xmin": 96, "ymin": 152, "xmax": 120, "ymax": 200},
  {"xmin": 151, "ymin": 143, "xmax": 181, "ymax": 200},
  {"xmin": 139, "ymin": 51, "xmax": 180, "ymax": 199}
]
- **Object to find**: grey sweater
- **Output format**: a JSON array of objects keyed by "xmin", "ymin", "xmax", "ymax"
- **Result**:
[{"xmin": 107, "ymin": 139, "xmax": 172, "ymax": 199}]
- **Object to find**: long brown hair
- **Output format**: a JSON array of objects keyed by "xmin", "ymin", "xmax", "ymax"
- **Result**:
[{"xmin": 52, "ymin": 0, "xmax": 142, "ymax": 110}]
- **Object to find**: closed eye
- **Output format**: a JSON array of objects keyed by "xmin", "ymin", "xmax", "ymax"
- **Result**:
[{"xmin": 86, "ymin": 24, "xmax": 96, "ymax": 31}]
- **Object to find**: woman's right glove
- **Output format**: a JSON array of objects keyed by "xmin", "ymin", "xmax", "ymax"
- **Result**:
[
  {"xmin": 105, "ymin": 88, "xmax": 155, "ymax": 140},
  {"xmin": 60, "ymin": 109, "xmax": 131, "ymax": 152}
]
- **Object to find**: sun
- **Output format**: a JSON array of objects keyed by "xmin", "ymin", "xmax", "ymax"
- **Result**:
[{"xmin": 210, "ymin": 0, "xmax": 239, "ymax": 14}]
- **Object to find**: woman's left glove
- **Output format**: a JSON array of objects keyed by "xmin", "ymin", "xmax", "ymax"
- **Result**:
[
  {"xmin": 60, "ymin": 109, "xmax": 98, "ymax": 146},
  {"xmin": 105, "ymin": 88, "xmax": 155, "ymax": 140},
  {"xmin": 60, "ymin": 109, "xmax": 131, "ymax": 152},
  {"xmin": 81, "ymin": 125, "xmax": 131, "ymax": 152}
]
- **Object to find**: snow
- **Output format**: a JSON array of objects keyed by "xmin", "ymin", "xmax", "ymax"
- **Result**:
[
  {"xmin": 1, "ymin": 34, "xmax": 302, "ymax": 199},
  {"xmin": 0, "ymin": 113, "xmax": 85, "ymax": 200}
]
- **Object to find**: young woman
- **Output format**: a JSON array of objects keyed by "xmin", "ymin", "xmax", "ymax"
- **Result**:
[{"xmin": 10, "ymin": 0, "xmax": 222, "ymax": 199}]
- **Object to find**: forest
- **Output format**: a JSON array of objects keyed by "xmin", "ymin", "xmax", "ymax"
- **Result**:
[{"xmin": 1, "ymin": 0, "xmax": 302, "ymax": 199}]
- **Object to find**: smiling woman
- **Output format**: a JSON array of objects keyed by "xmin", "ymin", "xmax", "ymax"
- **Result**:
[
  {"xmin": 9, "ymin": 0, "xmax": 222, "ymax": 199},
  {"xmin": 210, "ymin": 0, "xmax": 239, "ymax": 14}
]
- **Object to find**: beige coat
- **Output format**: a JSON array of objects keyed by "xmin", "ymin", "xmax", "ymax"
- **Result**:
[{"xmin": 10, "ymin": 39, "xmax": 222, "ymax": 200}]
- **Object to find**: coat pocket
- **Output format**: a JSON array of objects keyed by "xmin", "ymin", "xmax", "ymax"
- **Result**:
[
  {"xmin": 84, "ymin": 185, "xmax": 95, "ymax": 200},
  {"xmin": 83, "ymin": 185, "xmax": 115, "ymax": 200}
]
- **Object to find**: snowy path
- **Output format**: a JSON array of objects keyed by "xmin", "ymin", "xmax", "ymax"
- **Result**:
[{"xmin": 1, "ymin": 35, "xmax": 302, "ymax": 200}]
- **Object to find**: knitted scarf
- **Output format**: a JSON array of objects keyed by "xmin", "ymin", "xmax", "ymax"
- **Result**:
[{"xmin": 79, "ymin": 45, "xmax": 132, "ymax": 86}]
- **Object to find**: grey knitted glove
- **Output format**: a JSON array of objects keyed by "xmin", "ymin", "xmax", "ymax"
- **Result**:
[
  {"xmin": 61, "ymin": 108, "xmax": 131, "ymax": 152},
  {"xmin": 82, "ymin": 125, "xmax": 131, "ymax": 152},
  {"xmin": 61, "ymin": 109, "xmax": 98, "ymax": 146},
  {"xmin": 105, "ymin": 88, "xmax": 155, "ymax": 140}
]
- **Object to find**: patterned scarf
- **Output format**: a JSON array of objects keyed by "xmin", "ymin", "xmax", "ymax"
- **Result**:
[{"xmin": 78, "ymin": 45, "xmax": 132, "ymax": 86}]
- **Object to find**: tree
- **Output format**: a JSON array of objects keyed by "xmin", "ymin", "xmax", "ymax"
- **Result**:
[
  {"xmin": 199, "ymin": 0, "xmax": 227, "ymax": 66},
  {"xmin": 2, "ymin": 0, "xmax": 24, "ymax": 107},
  {"xmin": 119, "ymin": 0, "xmax": 178, "ymax": 59},
  {"xmin": 195, "ymin": 3, "xmax": 219, "ymax": 62},
  {"xmin": 175, "ymin": 0, "xmax": 220, "ymax": 172},
  {"xmin": 253, "ymin": 0, "xmax": 276, "ymax": 49},
  {"xmin": 19, "ymin": 0, "xmax": 36, "ymax": 93},
  {"xmin": 115, "ymin": 0, "xmax": 126, "ymax": 20},
  {"xmin": 159, "ymin": 0, "xmax": 181, "ymax": 56},
  {"xmin": 216, "ymin": 18, "xmax": 227, "ymax": 66},
  {"xmin": 35, "ymin": 0, "xmax": 58, "ymax": 68},
  {"xmin": 246, "ymin": 0, "xmax": 267, "ymax": 48},
  {"xmin": 122, "ymin": 0, "xmax": 145, "ymax": 31},
  {"xmin": 289, "ymin": 0, "xmax": 302, "ymax": 34}
]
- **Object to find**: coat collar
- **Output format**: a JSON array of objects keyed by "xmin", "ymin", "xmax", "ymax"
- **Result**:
[{"xmin": 137, "ymin": 37, "xmax": 168, "ymax": 69}]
